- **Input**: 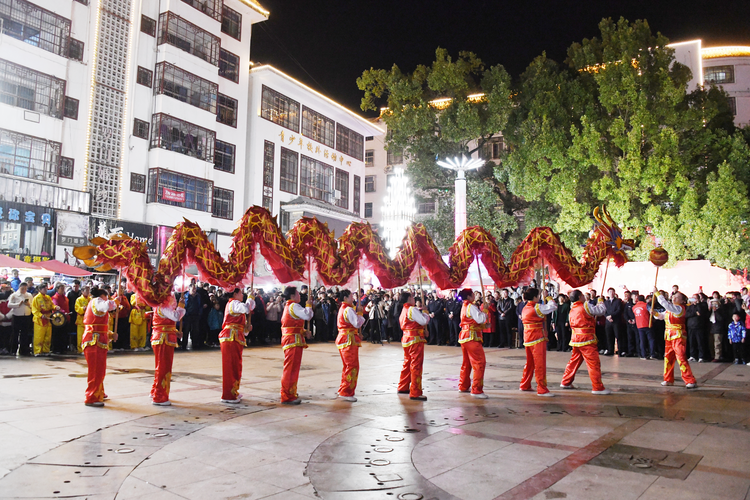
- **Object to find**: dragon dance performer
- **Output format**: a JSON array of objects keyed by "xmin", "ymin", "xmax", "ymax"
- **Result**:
[
  {"xmin": 653, "ymin": 288, "xmax": 697, "ymax": 389},
  {"xmin": 130, "ymin": 295, "xmax": 151, "ymax": 350},
  {"xmin": 280, "ymin": 286, "xmax": 313, "ymax": 405},
  {"xmin": 219, "ymin": 288, "xmax": 256, "ymax": 403},
  {"xmin": 335, "ymin": 290, "xmax": 366, "ymax": 402},
  {"xmin": 398, "ymin": 291, "xmax": 430, "ymax": 401},
  {"xmin": 520, "ymin": 287, "xmax": 558, "ymax": 396},
  {"xmin": 31, "ymin": 284, "xmax": 58, "ymax": 356},
  {"xmin": 560, "ymin": 290, "xmax": 611, "ymax": 394},
  {"xmin": 74, "ymin": 286, "xmax": 91, "ymax": 354},
  {"xmin": 150, "ymin": 297, "xmax": 185, "ymax": 406},
  {"xmin": 82, "ymin": 288, "xmax": 118, "ymax": 407},
  {"xmin": 458, "ymin": 288, "xmax": 489, "ymax": 399}
]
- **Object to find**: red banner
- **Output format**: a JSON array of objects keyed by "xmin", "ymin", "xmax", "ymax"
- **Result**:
[{"xmin": 162, "ymin": 188, "xmax": 185, "ymax": 203}]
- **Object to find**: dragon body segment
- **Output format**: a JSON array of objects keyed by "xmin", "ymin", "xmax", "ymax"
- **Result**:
[{"xmin": 75, "ymin": 206, "xmax": 632, "ymax": 307}]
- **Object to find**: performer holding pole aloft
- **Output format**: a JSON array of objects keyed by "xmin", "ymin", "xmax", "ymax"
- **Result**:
[
  {"xmin": 398, "ymin": 288, "xmax": 431, "ymax": 401},
  {"xmin": 653, "ymin": 286, "xmax": 697, "ymax": 389},
  {"xmin": 335, "ymin": 289, "xmax": 365, "ymax": 402},
  {"xmin": 560, "ymin": 290, "xmax": 611, "ymax": 394},
  {"xmin": 150, "ymin": 296, "xmax": 185, "ymax": 406},
  {"xmin": 280, "ymin": 286, "xmax": 313, "ymax": 405},
  {"xmin": 219, "ymin": 287, "xmax": 255, "ymax": 403},
  {"xmin": 520, "ymin": 287, "xmax": 558, "ymax": 396},
  {"xmin": 82, "ymin": 288, "xmax": 118, "ymax": 407}
]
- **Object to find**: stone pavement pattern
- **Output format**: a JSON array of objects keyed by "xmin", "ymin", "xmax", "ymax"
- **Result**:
[{"xmin": 1, "ymin": 343, "xmax": 749, "ymax": 499}]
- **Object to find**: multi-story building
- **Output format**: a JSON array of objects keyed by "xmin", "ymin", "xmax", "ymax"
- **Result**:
[{"xmin": 670, "ymin": 40, "xmax": 750, "ymax": 127}]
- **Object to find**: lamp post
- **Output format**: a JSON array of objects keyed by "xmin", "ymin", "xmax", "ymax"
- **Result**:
[
  {"xmin": 381, "ymin": 167, "xmax": 416, "ymax": 258},
  {"xmin": 436, "ymin": 155, "xmax": 484, "ymax": 239}
]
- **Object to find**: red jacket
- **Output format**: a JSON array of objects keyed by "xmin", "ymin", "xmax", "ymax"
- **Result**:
[{"xmin": 632, "ymin": 301, "xmax": 650, "ymax": 329}]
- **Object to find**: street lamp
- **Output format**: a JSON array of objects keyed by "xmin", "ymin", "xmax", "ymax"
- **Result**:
[
  {"xmin": 381, "ymin": 167, "xmax": 416, "ymax": 258},
  {"xmin": 436, "ymin": 155, "xmax": 484, "ymax": 239}
]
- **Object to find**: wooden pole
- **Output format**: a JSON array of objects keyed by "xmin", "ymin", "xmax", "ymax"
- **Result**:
[
  {"xmin": 417, "ymin": 259, "xmax": 425, "ymax": 305},
  {"xmin": 600, "ymin": 257, "xmax": 611, "ymax": 297},
  {"xmin": 649, "ymin": 267, "xmax": 660, "ymax": 328},
  {"xmin": 113, "ymin": 268, "xmax": 123, "ymax": 338},
  {"xmin": 179, "ymin": 266, "xmax": 185, "ymax": 335},
  {"xmin": 476, "ymin": 253, "xmax": 485, "ymax": 299},
  {"xmin": 306, "ymin": 254, "xmax": 312, "ymax": 335}
]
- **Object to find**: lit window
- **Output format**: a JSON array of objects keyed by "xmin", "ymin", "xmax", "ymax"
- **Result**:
[
  {"xmin": 261, "ymin": 85, "xmax": 300, "ymax": 132},
  {"xmin": 704, "ymin": 65, "xmax": 735, "ymax": 85},
  {"xmin": 262, "ymin": 141, "xmax": 274, "ymax": 211},
  {"xmin": 302, "ymin": 106, "xmax": 335, "ymax": 148}
]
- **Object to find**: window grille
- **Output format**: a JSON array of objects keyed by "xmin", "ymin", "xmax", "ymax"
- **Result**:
[
  {"xmin": 181, "ymin": 0, "xmax": 221, "ymax": 21},
  {"xmin": 279, "ymin": 147, "xmax": 298, "ymax": 194},
  {"xmin": 130, "ymin": 172, "xmax": 145, "ymax": 193},
  {"xmin": 261, "ymin": 85, "xmax": 300, "ymax": 132},
  {"xmin": 0, "ymin": 128, "xmax": 61, "ymax": 183},
  {"xmin": 214, "ymin": 139, "xmax": 235, "ymax": 173},
  {"xmin": 300, "ymin": 155, "xmax": 332, "ymax": 202},
  {"xmin": 353, "ymin": 175, "xmax": 360, "ymax": 215},
  {"xmin": 0, "ymin": 59, "xmax": 65, "ymax": 118},
  {"xmin": 217, "ymin": 93, "xmax": 237, "ymax": 127},
  {"xmin": 219, "ymin": 48, "xmax": 239, "ymax": 83},
  {"xmin": 150, "ymin": 113, "xmax": 215, "ymax": 162},
  {"xmin": 147, "ymin": 168, "xmax": 213, "ymax": 212},
  {"xmin": 221, "ymin": 4, "xmax": 241, "ymax": 40},
  {"xmin": 133, "ymin": 118, "xmax": 149, "ymax": 140},
  {"xmin": 334, "ymin": 168, "xmax": 349, "ymax": 210},
  {"xmin": 262, "ymin": 140, "xmax": 274, "ymax": 211},
  {"xmin": 158, "ymin": 12, "xmax": 220, "ymax": 66},
  {"xmin": 212, "ymin": 186, "xmax": 233, "ymax": 219},
  {"xmin": 0, "ymin": 0, "xmax": 71, "ymax": 56},
  {"xmin": 67, "ymin": 39, "xmax": 84, "ymax": 61},
  {"xmin": 302, "ymin": 106, "xmax": 335, "ymax": 148},
  {"xmin": 335, "ymin": 123, "xmax": 364, "ymax": 161},
  {"xmin": 154, "ymin": 61, "xmax": 217, "ymax": 113},
  {"xmin": 365, "ymin": 175, "xmax": 375, "ymax": 192},
  {"xmin": 63, "ymin": 96, "xmax": 79, "ymax": 120},
  {"xmin": 59, "ymin": 157, "xmax": 74, "ymax": 179},
  {"xmin": 136, "ymin": 66, "xmax": 152, "ymax": 87}
]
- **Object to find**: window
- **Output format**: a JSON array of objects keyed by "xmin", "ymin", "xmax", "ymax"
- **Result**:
[
  {"xmin": 728, "ymin": 96, "xmax": 737, "ymax": 116},
  {"xmin": 212, "ymin": 187, "xmax": 233, "ymax": 219},
  {"xmin": 150, "ymin": 113, "xmax": 215, "ymax": 161},
  {"xmin": 353, "ymin": 175, "xmax": 361, "ymax": 216},
  {"xmin": 63, "ymin": 96, "xmax": 78, "ymax": 120},
  {"xmin": 482, "ymin": 137, "xmax": 504, "ymax": 160},
  {"xmin": 141, "ymin": 15, "xmax": 156, "ymax": 36},
  {"xmin": 219, "ymin": 48, "xmax": 239, "ymax": 83},
  {"xmin": 66, "ymin": 39, "xmax": 84, "ymax": 61},
  {"xmin": 158, "ymin": 12, "xmax": 220, "ymax": 66},
  {"xmin": 0, "ymin": 128, "xmax": 61, "ymax": 183},
  {"xmin": 704, "ymin": 65, "xmax": 735, "ymax": 85},
  {"xmin": 366, "ymin": 136, "xmax": 374, "ymax": 141},
  {"xmin": 58, "ymin": 157, "xmax": 73, "ymax": 179},
  {"xmin": 262, "ymin": 141, "xmax": 274, "ymax": 211},
  {"xmin": 301, "ymin": 106, "xmax": 335, "ymax": 148},
  {"xmin": 365, "ymin": 149, "xmax": 374, "ymax": 167},
  {"xmin": 280, "ymin": 210, "xmax": 290, "ymax": 234},
  {"xmin": 364, "ymin": 202, "xmax": 373, "ymax": 218},
  {"xmin": 154, "ymin": 62, "xmax": 217, "ymax": 113},
  {"xmin": 334, "ymin": 169, "xmax": 349, "ymax": 209},
  {"xmin": 130, "ymin": 172, "xmax": 146, "ymax": 193},
  {"xmin": 365, "ymin": 175, "xmax": 376, "ymax": 192},
  {"xmin": 417, "ymin": 200, "xmax": 436, "ymax": 214},
  {"xmin": 280, "ymin": 147, "xmax": 298, "ymax": 194},
  {"xmin": 221, "ymin": 4, "xmax": 241, "ymax": 40},
  {"xmin": 335, "ymin": 123, "xmax": 364, "ymax": 161},
  {"xmin": 217, "ymin": 93, "xmax": 237, "ymax": 127},
  {"xmin": 181, "ymin": 0, "xmax": 221, "ymax": 21},
  {"xmin": 0, "ymin": 59, "xmax": 65, "ymax": 118},
  {"xmin": 300, "ymin": 155, "xmax": 333, "ymax": 202},
  {"xmin": 261, "ymin": 85, "xmax": 300, "ymax": 132},
  {"xmin": 214, "ymin": 140, "xmax": 235, "ymax": 173},
  {"xmin": 387, "ymin": 148, "xmax": 403, "ymax": 165},
  {"xmin": 73, "ymin": 0, "xmax": 88, "ymax": 4},
  {"xmin": 136, "ymin": 66, "xmax": 152, "ymax": 88},
  {"xmin": 133, "ymin": 118, "xmax": 149, "ymax": 140},
  {"xmin": 147, "ymin": 168, "xmax": 213, "ymax": 212},
  {"xmin": 0, "ymin": 0, "xmax": 71, "ymax": 57}
]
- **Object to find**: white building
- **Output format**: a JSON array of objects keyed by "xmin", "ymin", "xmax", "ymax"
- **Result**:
[{"xmin": 670, "ymin": 40, "xmax": 750, "ymax": 127}]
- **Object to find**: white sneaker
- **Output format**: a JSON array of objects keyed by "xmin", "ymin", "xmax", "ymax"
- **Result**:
[
  {"xmin": 688, "ymin": 357, "xmax": 696, "ymax": 362},
  {"xmin": 686, "ymin": 383, "xmax": 697, "ymax": 389},
  {"xmin": 698, "ymin": 359, "xmax": 705, "ymax": 363},
  {"xmin": 560, "ymin": 384, "xmax": 575, "ymax": 389},
  {"xmin": 537, "ymin": 392, "xmax": 555, "ymax": 397},
  {"xmin": 661, "ymin": 381, "xmax": 674, "ymax": 386},
  {"xmin": 592, "ymin": 389, "xmax": 611, "ymax": 395},
  {"xmin": 338, "ymin": 396, "xmax": 357, "ymax": 402},
  {"xmin": 221, "ymin": 398, "xmax": 241, "ymax": 404},
  {"xmin": 152, "ymin": 400, "xmax": 171, "ymax": 406},
  {"xmin": 471, "ymin": 393, "xmax": 488, "ymax": 399}
]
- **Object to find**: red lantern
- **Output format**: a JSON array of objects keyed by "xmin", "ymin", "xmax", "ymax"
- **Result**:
[{"xmin": 649, "ymin": 247, "xmax": 669, "ymax": 267}]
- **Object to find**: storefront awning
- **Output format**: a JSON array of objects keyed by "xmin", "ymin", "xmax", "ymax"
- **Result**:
[{"xmin": 36, "ymin": 260, "xmax": 92, "ymax": 277}]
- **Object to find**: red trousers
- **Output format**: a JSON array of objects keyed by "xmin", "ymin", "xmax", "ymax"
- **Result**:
[
  {"xmin": 221, "ymin": 340, "xmax": 243, "ymax": 401},
  {"xmin": 281, "ymin": 345, "xmax": 304, "ymax": 402},
  {"xmin": 520, "ymin": 341, "xmax": 549, "ymax": 394},
  {"xmin": 664, "ymin": 337, "xmax": 696, "ymax": 384},
  {"xmin": 84, "ymin": 345, "xmax": 107, "ymax": 404},
  {"xmin": 561, "ymin": 344, "xmax": 605, "ymax": 391},
  {"xmin": 338, "ymin": 345, "xmax": 359, "ymax": 397},
  {"xmin": 151, "ymin": 343, "xmax": 174, "ymax": 403},
  {"xmin": 458, "ymin": 340, "xmax": 486, "ymax": 394},
  {"xmin": 398, "ymin": 343, "xmax": 425, "ymax": 397}
]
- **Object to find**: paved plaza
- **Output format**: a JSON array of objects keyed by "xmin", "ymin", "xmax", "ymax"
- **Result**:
[{"xmin": 1, "ymin": 343, "xmax": 749, "ymax": 500}]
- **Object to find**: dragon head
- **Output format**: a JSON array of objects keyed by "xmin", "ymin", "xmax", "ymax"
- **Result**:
[{"xmin": 592, "ymin": 206, "xmax": 634, "ymax": 264}]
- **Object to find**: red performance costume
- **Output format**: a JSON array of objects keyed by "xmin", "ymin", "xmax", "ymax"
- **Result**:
[
  {"xmin": 459, "ymin": 299, "xmax": 488, "ymax": 397},
  {"xmin": 82, "ymin": 295, "xmax": 117, "ymax": 406},
  {"xmin": 280, "ymin": 300, "xmax": 313, "ymax": 403},
  {"xmin": 561, "ymin": 299, "xmax": 610, "ymax": 394},
  {"xmin": 219, "ymin": 295, "xmax": 255, "ymax": 403},
  {"xmin": 520, "ymin": 298, "xmax": 558, "ymax": 395},
  {"xmin": 398, "ymin": 302, "xmax": 430, "ymax": 399},
  {"xmin": 656, "ymin": 294, "xmax": 697, "ymax": 388},
  {"xmin": 150, "ymin": 302, "xmax": 185, "ymax": 405},
  {"xmin": 336, "ymin": 303, "xmax": 366, "ymax": 400}
]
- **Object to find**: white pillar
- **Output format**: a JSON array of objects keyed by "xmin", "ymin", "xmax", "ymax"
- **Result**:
[{"xmin": 455, "ymin": 169, "xmax": 467, "ymax": 239}]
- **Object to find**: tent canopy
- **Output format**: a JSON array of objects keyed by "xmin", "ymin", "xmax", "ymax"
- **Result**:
[
  {"xmin": 0, "ymin": 255, "xmax": 42, "ymax": 270},
  {"xmin": 36, "ymin": 260, "xmax": 92, "ymax": 277}
]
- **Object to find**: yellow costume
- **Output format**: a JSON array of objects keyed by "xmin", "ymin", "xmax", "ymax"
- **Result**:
[{"xmin": 31, "ymin": 293, "xmax": 54, "ymax": 355}]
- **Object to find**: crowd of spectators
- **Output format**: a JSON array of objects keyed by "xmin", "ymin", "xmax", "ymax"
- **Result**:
[{"xmin": 0, "ymin": 268, "xmax": 747, "ymax": 366}]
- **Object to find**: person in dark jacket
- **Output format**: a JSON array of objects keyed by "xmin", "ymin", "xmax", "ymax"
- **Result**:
[
  {"xmin": 604, "ymin": 288, "xmax": 624, "ymax": 356},
  {"xmin": 708, "ymin": 292, "xmax": 725, "ymax": 361},
  {"xmin": 623, "ymin": 290, "xmax": 639, "ymax": 357},
  {"xmin": 180, "ymin": 284, "xmax": 203, "ymax": 350},
  {"xmin": 427, "ymin": 294, "xmax": 446, "ymax": 345},
  {"xmin": 553, "ymin": 294, "xmax": 570, "ymax": 352},
  {"xmin": 446, "ymin": 292, "xmax": 461, "ymax": 346},
  {"xmin": 497, "ymin": 289, "xmax": 514, "ymax": 348},
  {"xmin": 515, "ymin": 298, "xmax": 526, "ymax": 347},
  {"xmin": 686, "ymin": 294, "xmax": 707, "ymax": 362}
]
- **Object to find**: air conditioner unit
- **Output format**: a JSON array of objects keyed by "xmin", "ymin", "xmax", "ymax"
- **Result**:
[{"xmin": 333, "ymin": 189, "xmax": 342, "ymax": 200}]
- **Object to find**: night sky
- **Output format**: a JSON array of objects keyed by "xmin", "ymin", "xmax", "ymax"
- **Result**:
[{"xmin": 249, "ymin": 0, "xmax": 750, "ymax": 116}]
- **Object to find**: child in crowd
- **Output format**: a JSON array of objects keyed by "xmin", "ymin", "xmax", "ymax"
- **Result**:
[{"xmin": 728, "ymin": 312, "xmax": 746, "ymax": 365}]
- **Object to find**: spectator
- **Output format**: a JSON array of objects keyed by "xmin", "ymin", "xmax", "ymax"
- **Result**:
[
  {"xmin": 67, "ymin": 280, "xmax": 81, "ymax": 348},
  {"xmin": 181, "ymin": 284, "xmax": 203, "ymax": 350},
  {"xmin": 728, "ymin": 312, "xmax": 746, "ymax": 365},
  {"xmin": 314, "ymin": 291, "xmax": 332, "ymax": 342},
  {"xmin": 265, "ymin": 295, "xmax": 283, "ymax": 343},
  {"xmin": 623, "ymin": 290, "xmax": 639, "ymax": 357},
  {"xmin": 0, "ymin": 282, "xmax": 12, "ymax": 354},
  {"xmin": 50, "ymin": 283, "xmax": 70, "ymax": 354},
  {"xmin": 8, "ymin": 282, "xmax": 33, "ymax": 356},
  {"xmin": 553, "ymin": 294, "xmax": 570, "ymax": 352},
  {"xmin": 427, "ymin": 293, "xmax": 446, "ymax": 345},
  {"xmin": 198, "ymin": 282, "xmax": 211, "ymax": 345},
  {"xmin": 446, "ymin": 291, "xmax": 461, "ymax": 346},
  {"xmin": 10, "ymin": 269, "xmax": 20, "ymax": 292},
  {"xmin": 497, "ymin": 289, "xmax": 514, "ymax": 348},
  {"xmin": 207, "ymin": 298, "xmax": 224, "ymax": 347},
  {"xmin": 604, "ymin": 288, "xmax": 624, "ymax": 356},
  {"xmin": 632, "ymin": 295, "xmax": 655, "ymax": 359},
  {"xmin": 481, "ymin": 294, "xmax": 497, "ymax": 347},
  {"xmin": 686, "ymin": 294, "xmax": 706, "ymax": 362}
]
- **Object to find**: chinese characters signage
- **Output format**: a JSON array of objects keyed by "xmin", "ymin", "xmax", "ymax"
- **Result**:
[
  {"xmin": 278, "ymin": 130, "xmax": 353, "ymax": 168},
  {"xmin": 0, "ymin": 201, "xmax": 55, "ymax": 263}
]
